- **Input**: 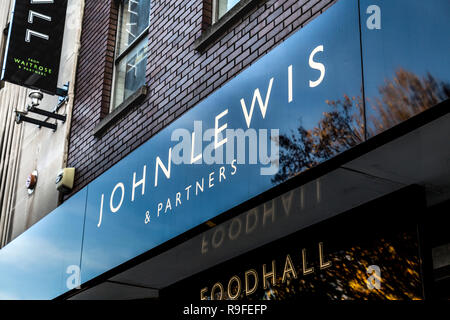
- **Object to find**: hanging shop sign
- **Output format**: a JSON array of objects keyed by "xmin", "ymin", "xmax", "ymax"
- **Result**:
[{"xmin": 1, "ymin": 0, "xmax": 68, "ymax": 95}]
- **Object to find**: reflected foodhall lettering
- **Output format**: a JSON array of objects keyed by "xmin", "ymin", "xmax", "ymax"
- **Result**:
[
  {"xmin": 96, "ymin": 45, "xmax": 327, "ymax": 228},
  {"xmin": 200, "ymin": 184, "xmax": 321, "ymax": 255},
  {"xmin": 200, "ymin": 201, "xmax": 280, "ymax": 254},
  {"xmin": 200, "ymin": 242, "xmax": 332, "ymax": 300}
]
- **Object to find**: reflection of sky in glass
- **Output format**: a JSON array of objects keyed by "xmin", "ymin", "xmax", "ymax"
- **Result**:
[
  {"xmin": 0, "ymin": 189, "xmax": 86, "ymax": 299},
  {"xmin": 218, "ymin": 0, "xmax": 241, "ymax": 19},
  {"xmin": 117, "ymin": 0, "xmax": 151, "ymax": 54},
  {"xmin": 361, "ymin": 0, "xmax": 450, "ymax": 136},
  {"xmin": 227, "ymin": 0, "xmax": 240, "ymax": 10}
]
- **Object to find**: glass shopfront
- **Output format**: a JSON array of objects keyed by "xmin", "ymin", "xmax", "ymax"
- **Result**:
[
  {"xmin": 428, "ymin": 200, "xmax": 450, "ymax": 300},
  {"xmin": 161, "ymin": 186, "xmax": 427, "ymax": 300}
]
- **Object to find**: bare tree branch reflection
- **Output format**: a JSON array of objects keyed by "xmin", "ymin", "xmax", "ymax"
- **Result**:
[
  {"xmin": 244, "ymin": 233, "xmax": 422, "ymax": 300},
  {"xmin": 368, "ymin": 69, "xmax": 450, "ymax": 134},
  {"xmin": 273, "ymin": 69, "xmax": 450, "ymax": 184}
]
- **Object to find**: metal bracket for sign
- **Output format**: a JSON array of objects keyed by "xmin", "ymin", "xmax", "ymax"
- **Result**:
[
  {"xmin": 26, "ymin": 106, "xmax": 66, "ymax": 123},
  {"xmin": 54, "ymin": 82, "xmax": 69, "ymax": 111},
  {"xmin": 15, "ymin": 111, "xmax": 57, "ymax": 131},
  {"xmin": 14, "ymin": 82, "xmax": 70, "ymax": 132},
  {"xmin": 56, "ymin": 82, "xmax": 69, "ymax": 99}
]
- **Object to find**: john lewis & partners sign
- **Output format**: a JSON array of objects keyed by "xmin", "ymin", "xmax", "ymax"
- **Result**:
[{"xmin": 79, "ymin": 0, "xmax": 363, "ymax": 283}]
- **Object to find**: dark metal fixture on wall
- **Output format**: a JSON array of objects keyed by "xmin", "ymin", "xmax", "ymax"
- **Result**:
[{"xmin": 14, "ymin": 83, "xmax": 69, "ymax": 132}]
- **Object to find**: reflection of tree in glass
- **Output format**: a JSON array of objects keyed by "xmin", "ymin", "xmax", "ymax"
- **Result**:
[
  {"xmin": 368, "ymin": 68, "xmax": 450, "ymax": 134},
  {"xmin": 273, "ymin": 69, "xmax": 450, "ymax": 184},
  {"xmin": 244, "ymin": 232, "xmax": 422, "ymax": 300},
  {"xmin": 321, "ymin": 232, "xmax": 422, "ymax": 300},
  {"xmin": 273, "ymin": 94, "xmax": 365, "ymax": 184}
]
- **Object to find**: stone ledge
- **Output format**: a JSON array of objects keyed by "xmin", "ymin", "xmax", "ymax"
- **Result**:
[
  {"xmin": 93, "ymin": 85, "xmax": 147, "ymax": 137},
  {"xmin": 194, "ymin": 0, "xmax": 264, "ymax": 52}
]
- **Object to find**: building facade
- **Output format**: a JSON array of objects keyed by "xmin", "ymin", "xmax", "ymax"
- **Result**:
[
  {"xmin": 0, "ymin": 0, "xmax": 449, "ymax": 301},
  {"xmin": 0, "ymin": 0, "xmax": 84, "ymax": 248}
]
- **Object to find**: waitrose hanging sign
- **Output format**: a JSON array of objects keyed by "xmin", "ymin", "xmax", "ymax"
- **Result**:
[{"xmin": 1, "ymin": 0, "xmax": 68, "ymax": 95}]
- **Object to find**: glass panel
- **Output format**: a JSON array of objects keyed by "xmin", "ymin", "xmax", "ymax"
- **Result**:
[
  {"xmin": 109, "ymin": 168, "xmax": 405, "ymax": 292},
  {"xmin": 113, "ymin": 39, "xmax": 148, "ymax": 108},
  {"xmin": 0, "ymin": 188, "xmax": 87, "ymax": 299},
  {"xmin": 117, "ymin": 0, "xmax": 151, "ymax": 56},
  {"xmin": 428, "ymin": 201, "xmax": 450, "ymax": 299},
  {"xmin": 216, "ymin": 0, "xmax": 240, "ymax": 21},
  {"xmin": 162, "ymin": 187, "xmax": 424, "ymax": 300},
  {"xmin": 360, "ymin": 0, "xmax": 450, "ymax": 138}
]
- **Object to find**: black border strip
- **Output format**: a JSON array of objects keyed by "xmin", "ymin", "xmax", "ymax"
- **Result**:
[
  {"xmin": 57, "ymin": 98, "xmax": 449, "ymax": 300},
  {"xmin": 357, "ymin": 0, "xmax": 368, "ymax": 140}
]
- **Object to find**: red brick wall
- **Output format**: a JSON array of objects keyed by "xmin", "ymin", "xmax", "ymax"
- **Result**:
[{"xmin": 67, "ymin": 0, "xmax": 336, "ymax": 195}]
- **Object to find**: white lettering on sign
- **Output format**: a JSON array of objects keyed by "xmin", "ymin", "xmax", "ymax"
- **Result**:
[
  {"xmin": 96, "ymin": 45, "xmax": 327, "ymax": 228},
  {"xmin": 132, "ymin": 165, "xmax": 146, "ymax": 202},
  {"xmin": 110, "ymin": 182, "xmax": 125, "ymax": 213},
  {"xmin": 26, "ymin": 0, "xmax": 55, "ymax": 42},
  {"xmin": 28, "ymin": 11, "xmax": 52, "ymax": 23},
  {"xmin": 155, "ymin": 148, "xmax": 172, "ymax": 187},
  {"xmin": 97, "ymin": 194, "xmax": 104, "ymax": 228},
  {"xmin": 288, "ymin": 65, "xmax": 293, "ymax": 103},
  {"xmin": 214, "ymin": 109, "xmax": 228, "ymax": 150},
  {"xmin": 190, "ymin": 132, "xmax": 202, "ymax": 164},
  {"xmin": 309, "ymin": 45, "xmax": 326, "ymax": 88},
  {"xmin": 240, "ymin": 78, "xmax": 274, "ymax": 128},
  {"xmin": 25, "ymin": 29, "xmax": 49, "ymax": 42}
]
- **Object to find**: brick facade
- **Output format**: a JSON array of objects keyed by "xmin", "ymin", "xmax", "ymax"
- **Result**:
[{"xmin": 67, "ymin": 0, "xmax": 336, "ymax": 195}]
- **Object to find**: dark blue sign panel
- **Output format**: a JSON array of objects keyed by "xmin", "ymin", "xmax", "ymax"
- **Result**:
[
  {"xmin": 0, "ymin": 189, "xmax": 86, "ymax": 299},
  {"xmin": 80, "ymin": 0, "xmax": 363, "ymax": 284},
  {"xmin": 360, "ymin": 0, "xmax": 450, "ymax": 137}
]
